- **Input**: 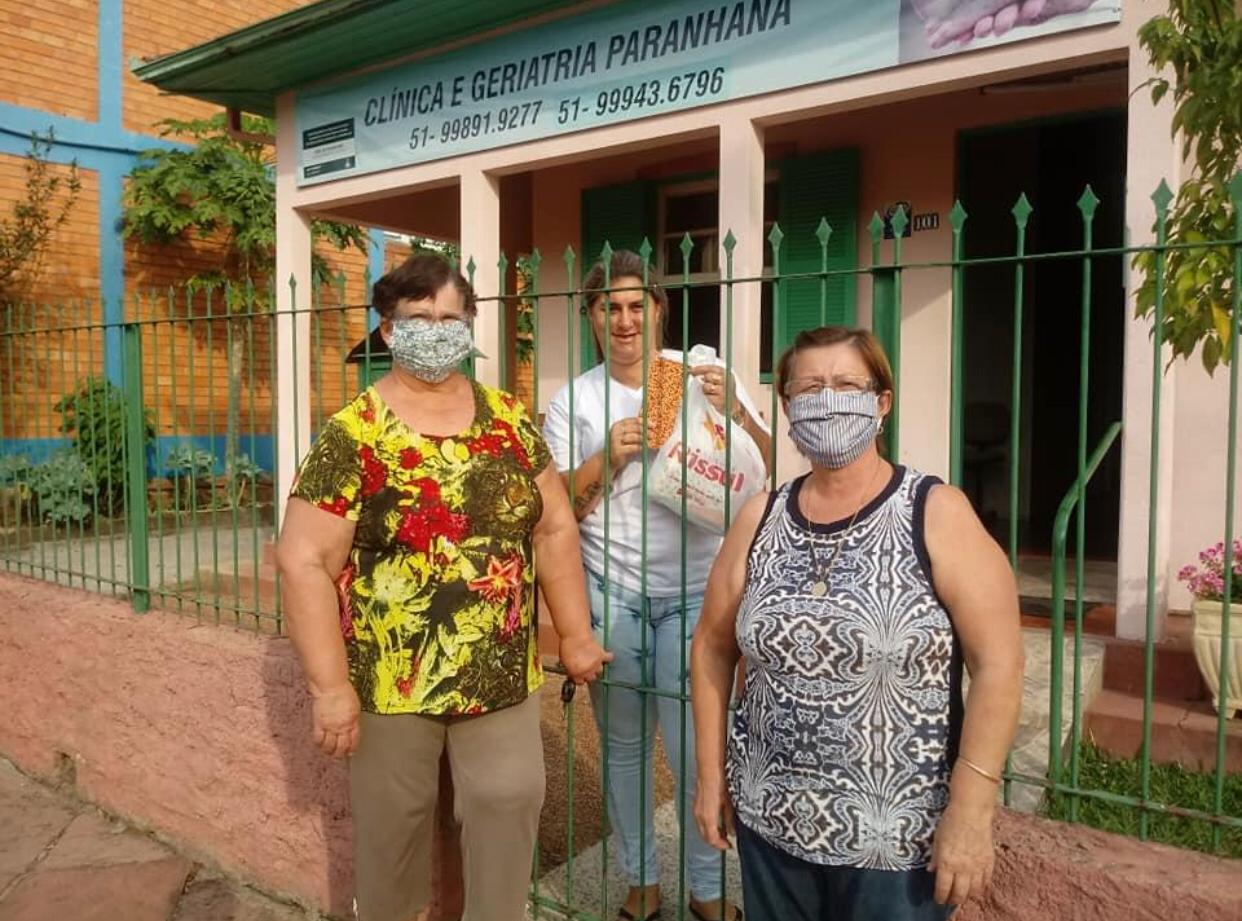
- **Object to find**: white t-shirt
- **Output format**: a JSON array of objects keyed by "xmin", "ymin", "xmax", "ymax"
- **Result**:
[{"xmin": 543, "ymin": 349, "xmax": 769, "ymax": 597}]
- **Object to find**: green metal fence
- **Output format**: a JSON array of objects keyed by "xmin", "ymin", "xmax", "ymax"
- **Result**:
[
  {"xmin": 1, "ymin": 173, "xmax": 1241, "ymax": 918},
  {"xmin": 0, "ymin": 281, "xmax": 375, "ymax": 633}
]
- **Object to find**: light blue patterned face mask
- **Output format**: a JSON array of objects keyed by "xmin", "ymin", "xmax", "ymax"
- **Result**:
[
  {"xmin": 787, "ymin": 389, "xmax": 880, "ymax": 469},
  {"xmin": 388, "ymin": 317, "xmax": 473, "ymax": 383}
]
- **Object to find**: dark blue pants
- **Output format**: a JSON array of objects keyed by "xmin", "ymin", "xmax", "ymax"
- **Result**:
[{"xmin": 736, "ymin": 821, "xmax": 956, "ymax": 921}]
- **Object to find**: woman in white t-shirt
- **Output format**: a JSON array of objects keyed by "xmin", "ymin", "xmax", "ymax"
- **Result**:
[{"xmin": 544, "ymin": 250, "xmax": 769, "ymax": 921}]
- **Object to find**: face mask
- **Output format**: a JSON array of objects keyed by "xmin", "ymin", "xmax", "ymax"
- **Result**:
[
  {"xmin": 388, "ymin": 318, "xmax": 473, "ymax": 383},
  {"xmin": 786, "ymin": 389, "xmax": 880, "ymax": 469}
]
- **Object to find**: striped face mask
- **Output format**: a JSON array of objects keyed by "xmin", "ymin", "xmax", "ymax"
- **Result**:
[{"xmin": 786, "ymin": 389, "xmax": 880, "ymax": 469}]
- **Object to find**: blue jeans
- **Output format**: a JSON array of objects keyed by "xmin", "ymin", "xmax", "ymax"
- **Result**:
[
  {"xmin": 585, "ymin": 570, "xmax": 723, "ymax": 902},
  {"xmin": 736, "ymin": 821, "xmax": 955, "ymax": 921}
]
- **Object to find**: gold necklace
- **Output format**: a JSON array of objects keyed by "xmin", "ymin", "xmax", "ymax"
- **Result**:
[{"xmin": 806, "ymin": 458, "xmax": 884, "ymax": 598}]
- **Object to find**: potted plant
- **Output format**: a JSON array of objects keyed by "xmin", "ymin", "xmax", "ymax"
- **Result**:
[{"xmin": 1178, "ymin": 540, "xmax": 1242, "ymax": 718}]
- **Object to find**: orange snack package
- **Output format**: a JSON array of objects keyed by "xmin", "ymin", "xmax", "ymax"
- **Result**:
[{"xmin": 644, "ymin": 357, "xmax": 684, "ymax": 449}]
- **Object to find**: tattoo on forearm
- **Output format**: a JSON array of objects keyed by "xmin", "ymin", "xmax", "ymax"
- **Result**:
[{"xmin": 573, "ymin": 480, "xmax": 603, "ymax": 516}]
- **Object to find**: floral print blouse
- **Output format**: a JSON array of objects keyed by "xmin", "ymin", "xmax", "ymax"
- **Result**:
[{"xmin": 290, "ymin": 382, "xmax": 552, "ymax": 716}]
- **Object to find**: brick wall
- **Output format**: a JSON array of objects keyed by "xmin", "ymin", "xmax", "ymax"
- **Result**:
[
  {"xmin": 0, "ymin": 4, "xmax": 429, "ymax": 449},
  {"xmin": 0, "ymin": 154, "xmax": 100, "ymax": 303},
  {"xmin": 123, "ymin": 0, "xmax": 308, "ymax": 137},
  {"xmin": 0, "ymin": 157, "xmax": 102, "ymax": 441},
  {"xmin": 0, "ymin": 0, "xmax": 97, "ymax": 121}
]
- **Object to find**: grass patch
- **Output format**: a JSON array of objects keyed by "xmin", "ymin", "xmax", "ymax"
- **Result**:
[{"xmin": 1044, "ymin": 744, "xmax": 1242, "ymax": 858}]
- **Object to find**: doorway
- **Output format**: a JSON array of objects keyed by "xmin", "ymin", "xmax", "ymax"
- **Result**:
[{"xmin": 958, "ymin": 110, "xmax": 1126, "ymax": 564}]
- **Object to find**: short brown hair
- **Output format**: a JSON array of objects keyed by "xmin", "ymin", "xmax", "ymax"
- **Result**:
[
  {"xmin": 775, "ymin": 326, "xmax": 895, "ymax": 399},
  {"xmin": 371, "ymin": 252, "xmax": 477, "ymax": 319},
  {"xmin": 580, "ymin": 249, "xmax": 669, "ymax": 352}
]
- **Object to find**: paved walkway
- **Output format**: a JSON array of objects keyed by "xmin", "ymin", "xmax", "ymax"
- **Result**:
[{"xmin": 0, "ymin": 760, "xmax": 313, "ymax": 921}]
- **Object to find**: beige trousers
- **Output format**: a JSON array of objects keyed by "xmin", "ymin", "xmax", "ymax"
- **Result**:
[{"xmin": 349, "ymin": 693, "xmax": 545, "ymax": 921}]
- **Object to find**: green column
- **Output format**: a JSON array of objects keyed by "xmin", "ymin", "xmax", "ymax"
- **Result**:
[{"xmin": 123, "ymin": 323, "xmax": 150, "ymax": 613}]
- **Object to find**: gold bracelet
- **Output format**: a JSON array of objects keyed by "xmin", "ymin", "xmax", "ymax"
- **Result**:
[{"xmin": 957, "ymin": 756, "xmax": 1002, "ymax": 785}]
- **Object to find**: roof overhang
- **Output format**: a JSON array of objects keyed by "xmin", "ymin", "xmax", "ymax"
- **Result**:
[{"xmin": 132, "ymin": 0, "xmax": 593, "ymax": 117}]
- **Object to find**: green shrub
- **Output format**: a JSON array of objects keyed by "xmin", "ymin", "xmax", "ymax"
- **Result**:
[
  {"xmin": 28, "ymin": 452, "xmax": 95, "ymax": 526},
  {"xmin": 54, "ymin": 377, "xmax": 153, "ymax": 516},
  {"xmin": 0, "ymin": 455, "xmax": 32, "ymax": 486}
]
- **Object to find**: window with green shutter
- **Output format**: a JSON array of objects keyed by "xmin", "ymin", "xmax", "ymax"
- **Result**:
[
  {"xmin": 578, "ymin": 180, "xmax": 655, "ymax": 371},
  {"xmin": 761, "ymin": 147, "xmax": 860, "ymax": 377}
]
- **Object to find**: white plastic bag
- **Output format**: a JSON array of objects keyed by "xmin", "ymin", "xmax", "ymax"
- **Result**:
[{"xmin": 648, "ymin": 364, "xmax": 766, "ymax": 535}]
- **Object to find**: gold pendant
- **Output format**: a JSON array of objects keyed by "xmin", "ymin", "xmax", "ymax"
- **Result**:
[{"xmin": 810, "ymin": 581, "xmax": 828, "ymax": 598}]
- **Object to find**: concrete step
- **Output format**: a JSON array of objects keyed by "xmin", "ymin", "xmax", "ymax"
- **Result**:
[
  {"xmin": 994, "ymin": 629, "xmax": 1107, "ymax": 813},
  {"xmin": 1085, "ymin": 688, "xmax": 1242, "ymax": 772},
  {"xmin": 1020, "ymin": 607, "xmax": 1207, "ymax": 701}
]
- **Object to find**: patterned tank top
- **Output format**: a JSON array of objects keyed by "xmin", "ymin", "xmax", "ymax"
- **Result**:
[{"xmin": 726, "ymin": 466, "xmax": 963, "ymax": 870}]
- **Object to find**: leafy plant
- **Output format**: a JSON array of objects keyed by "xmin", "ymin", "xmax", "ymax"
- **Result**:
[
  {"xmin": 122, "ymin": 114, "xmax": 368, "ymax": 476},
  {"xmin": 514, "ymin": 254, "xmax": 537, "ymax": 366},
  {"xmin": 166, "ymin": 446, "xmax": 217, "ymax": 510},
  {"xmin": 0, "ymin": 455, "xmax": 31, "ymax": 486},
  {"xmin": 228, "ymin": 453, "xmax": 262, "ymax": 481},
  {"xmin": 0, "ymin": 132, "xmax": 81, "ymax": 300},
  {"xmin": 166, "ymin": 446, "xmax": 216, "ymax": 479},
  {"xmin": 225, "ymin": 452, "xmax": 263, "ymax": 507},
  {"xmin": 54, "ymin": 378, "xmax": 154, "ymax": 517},
  {"xmin": 28, "ymin": 452, "xmax": 95, "ymax": 526},
  {"xmin": 1134, "ymin": 2, "xmax": 1242, "ymax": 371}
]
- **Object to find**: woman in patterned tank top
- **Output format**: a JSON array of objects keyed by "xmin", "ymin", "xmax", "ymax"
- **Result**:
[{"xmin": 689, "ymin": 327, "xmax": 1024, "ymax": 921}]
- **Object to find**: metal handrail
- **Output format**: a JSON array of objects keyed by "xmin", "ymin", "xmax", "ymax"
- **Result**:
[{"xmin": 1046, "ymin": 420, "xmax": 1123, "ymax": 810}]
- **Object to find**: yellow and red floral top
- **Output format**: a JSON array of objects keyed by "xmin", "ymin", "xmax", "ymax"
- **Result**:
[{"xmin": 290, "ymin": 382, "xmax": 551, "ymax": 716}]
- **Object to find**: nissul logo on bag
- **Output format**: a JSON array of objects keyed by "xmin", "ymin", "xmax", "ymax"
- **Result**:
[{"xmin": 668, "ymin": 440, "xmax": 747, "ymax": 493}]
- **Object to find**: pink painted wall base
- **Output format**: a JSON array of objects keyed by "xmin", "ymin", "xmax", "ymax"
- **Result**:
[
  {"xmin": 0, "ymin": 572, "xmax": 464, "ymax": 920},
  {"xmin": 0, "ymin": 573, "xmax": 1238, "ymax": 920}
]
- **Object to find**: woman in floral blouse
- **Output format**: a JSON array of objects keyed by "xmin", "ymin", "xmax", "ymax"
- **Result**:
[{"xmin": 276, "ymin": 253, "xmax": 609, "ymax": 921}]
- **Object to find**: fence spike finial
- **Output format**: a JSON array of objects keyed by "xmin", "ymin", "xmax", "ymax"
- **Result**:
[
  {"xmin": 1226, "ymin": 172, "xmax": 1242, "ymax": 210},
  {"xmin": 722, "ymin": 229, "xmax": 737, "ymax": 254},
  {"xmin": 638, "ymin": 237, "xmax": 653, "ymax": 264},
  {"xmin": 1077, "ymin": 185, "xmax": 1100, "ymax": 220},
  {"xmin": 1012, "ymin": 193, "xmax": 1033, "ymax": 229},
  {"xmin": 678, "ymin": 232, "xmax": 693, "ymax": 272},
  {"xmin": 868, "ymin": 212, "xmax": 885, "ymax": 245},
  {"xmin": 1151, "ymin": 179, "xmax": 1173, "ymax": 216},
  {"xmin": 815, "ymin": 217, "xmax": 833, "ymax": 248},
  {"xmin": 949, "ymin": 201, "xmax": 968, "ymax": 232},
  {"xmin": 889, "ymin": 206, "xmax": 908, "ymax": 240}
]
